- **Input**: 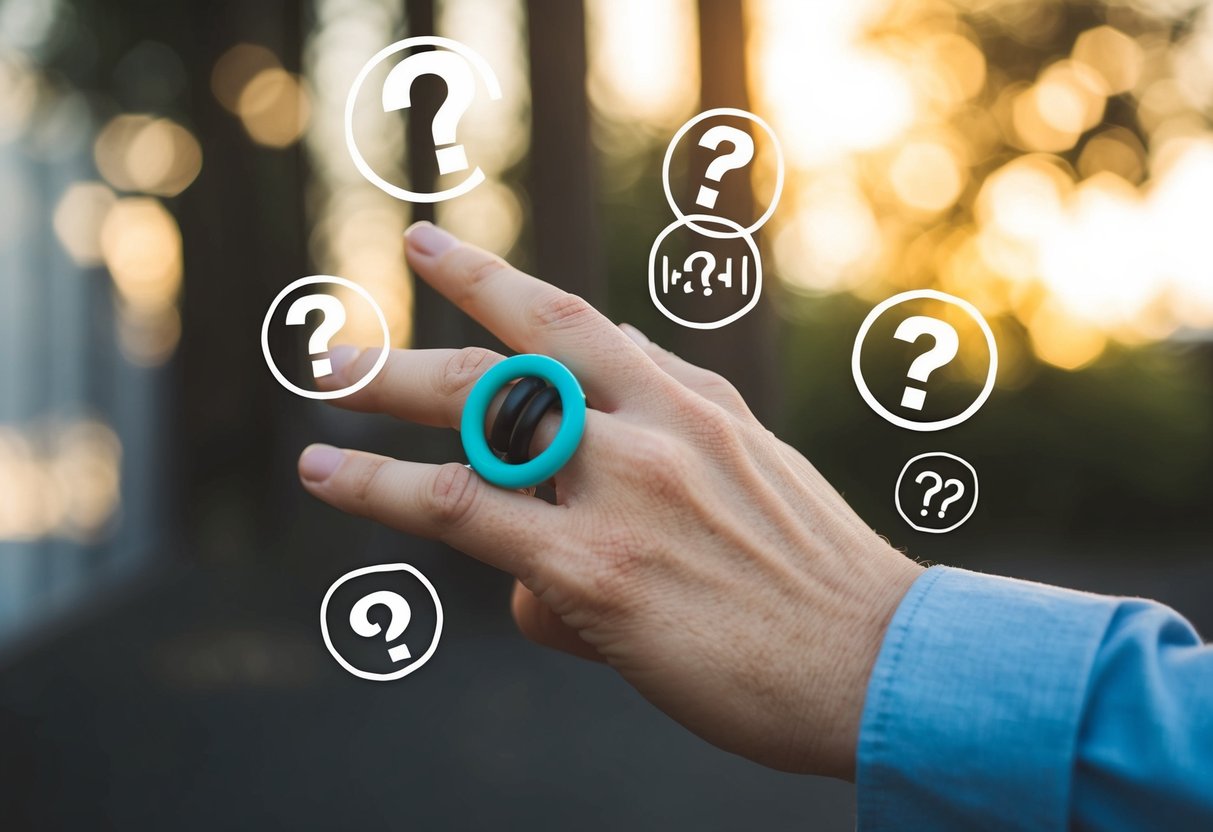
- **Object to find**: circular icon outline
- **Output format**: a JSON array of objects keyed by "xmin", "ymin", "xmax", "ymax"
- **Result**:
[
  {"xmin": 320, "ymin": 563, "xmax": 444, "ymax": 682},
  {"xmin": 344, "ymin": 36, "xmax": 503, "ymax": 204},
  {"xmin": 647, "ymin": 215, "xmax": 762, "ymax": 330},
  {"xmin": 661, "ymin": 107, "xmax": 785, "ymax": 239},
  {"xmin": 894, "ymin": 451, "xmax": 979, "ymax": 534},
  {"xmin": 852, "ymin": 289, "xmax": 998, "ymax": 431},
  {"xmin": 261, "ymin": 275, "xmax": 390, "ymax": 400}
]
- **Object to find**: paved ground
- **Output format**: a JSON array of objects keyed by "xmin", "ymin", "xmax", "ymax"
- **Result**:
[{"xmin": 0, "ymin": 533, "xmax": 1207, "ymax": 830}]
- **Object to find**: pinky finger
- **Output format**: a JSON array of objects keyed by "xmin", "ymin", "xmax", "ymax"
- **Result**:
[{"xmin": 510, "ymin": 580, "xmax": 603, "ymax": 662}]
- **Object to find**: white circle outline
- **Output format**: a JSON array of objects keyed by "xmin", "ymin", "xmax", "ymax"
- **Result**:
[
  {"xmin": 661, "ymin": 107, "xmax": 785, "ymax": 239},
  {"xmin": 344, "ymin": 36, "xmax": 503, "ymax": 203},
  {"xmin": 851, "ymin": 289, "xmax": 998, "ymax": 431},
  {"xmin": 261, "ymin": 275, "xmax": 390, "ymax": 400},
  {"xmin": 320, "ymin": 563, "xmax": 444, "ymax": 682},
  {"xmin": 894, "ymin": 452, "xmax": 979, "ymax": 534},
  {"xmin": 647, "ymin": 216, "xmax": 762, "ymax": 330}
]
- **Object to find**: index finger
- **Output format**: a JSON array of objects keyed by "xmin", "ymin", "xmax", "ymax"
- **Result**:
[{"xmin": 403, "ymin": 222, "xmax": 660, "ymax": 411}]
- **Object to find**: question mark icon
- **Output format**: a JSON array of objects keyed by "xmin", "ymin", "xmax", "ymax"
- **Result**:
[
  {"xmin": 262, "ymin": 275, "xmax": 390, "ymax": 400},
  {"xmin": 349, "ymin": 590, "xmax": 413, "ymax": 662},
  {"xmin": 682, "ymin": 251, "xmax": 717, "ymax": 296},
  {"xmin": 321, "ymin": 563, "xmax": 444, "ymax": 682},
  {"xmin": 895, "ymin": 452, "xmax": 978, "ymax": 534},
  {"xmin": 853, "ymin": 290, "xmax": 997, "ymax": 431},
  {"xmin": 285, "ymin": 294, "xmax": 346, "ymax": 378},
  {"xmin": 383, "ymin": 51, "xmax": 475, "ymax": 176},
  {"xmin": 345, "ymin": 37, "xmax": 502, "ymax": 203},
  {"xmin": 892, "ymin": 315, "xmax": 960, "ymax": 411},
  {"xmin": 915, "ymin": 470, "xmax": 943, "ymax": 516},
  {"xmin": 695, "ymin": 125, "xmax": 755, "ymax": 211},
  {"xmin": 937, "ymin": 479, "xmax": 965, "ymax": 518}
]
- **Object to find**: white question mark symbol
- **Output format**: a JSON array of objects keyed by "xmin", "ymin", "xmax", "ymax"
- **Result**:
[
  {"xmin": 349, "ymin": 590, "xmax": 413, "ymax": 663},
  {"xmin": 915, "ymin": 470, "xmax": 943, "ymax": 517},
  {"xmin": 383, "ymin": 50, "xmax": 477, "ymax": 176},
  {"xmin": 285, "ymin": 294, "xmax": 347, "ymax": 378},
  {"xmin": 937, "ymin": 479, "xmax": 965, "ymax": 518},
  {"xmin": 893, "ymin": 315, "xmax": 960, "ymax": 411},
  {"xmin": 682, "ymin": 251, "xmax": 717, "ymax": 296},
  {"xmin": 695, "ymin": 125, "xmax": 755, "ymax": 210}
]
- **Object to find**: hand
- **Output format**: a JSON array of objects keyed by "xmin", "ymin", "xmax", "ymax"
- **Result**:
[{"xmin": 297, "ymin": 222, "xmax": 923, "ymax": 778}]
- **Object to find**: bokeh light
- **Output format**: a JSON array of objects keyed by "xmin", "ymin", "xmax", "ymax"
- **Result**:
[
  {"xmin": 237, "ymin": 67, "xmax": 311, "ymax": 148},
  {"xmin": 586, "ymin": 0, "xmax": 698, "ymax": 129},
  {"xmin": 740, "ymin": 0, "xmax": 1213, "ymax": 373},
  {"xmin": 99, "ymin": 196, "xmax": 183, "ymax": 365},
  {"xmin": 0, "ymin": 49, "xmax": 38, "ymax": 142},
  {"xmin": 889, "ymin": 140, "xmax": 966, "ymax": 214},
  {"xmin": 1072, "ymin": 25, "xmax": 1143, "ymax": 95},
  {"xmin": 94, "ymin": 113, "xmax": 202, "ymax": 195},
  {"xmin": 0, "ymin": 420, "xmax": 121, "ymax": 543},
  {"xmin": 304, "ymin": 0, "xmax": 412, "ymax": 349},
  {"xmin": 436, "ymin": 0, "xmax": 529, "ymax": 255},
  {"xmin": 53, "ymin": 181, "xmax": 115, "ymax": 266},
  {"xmin": 211, "ymin": 43, "xmax": 280, "ymax": 112}
]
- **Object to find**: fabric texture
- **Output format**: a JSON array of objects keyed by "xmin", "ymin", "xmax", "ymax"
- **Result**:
[{"xmin": 856, "ymin": 565, "xmax": 1213, "ymax": 831}]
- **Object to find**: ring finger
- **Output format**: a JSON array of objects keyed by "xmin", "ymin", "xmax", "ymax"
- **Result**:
[{"xmin": 319, "ymin": 345, "xmax": 505, "ymax": 429}]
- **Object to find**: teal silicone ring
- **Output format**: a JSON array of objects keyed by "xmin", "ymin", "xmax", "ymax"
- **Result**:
[{"xmin": 460, "ymin": 354, "xmax": 586, "ymax": 489}]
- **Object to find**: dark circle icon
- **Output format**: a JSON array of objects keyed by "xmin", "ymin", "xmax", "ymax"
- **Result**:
[
  {"xmin": 461, "ymin": 354, "xmax": 586, "ymax": 489},
  {"xmin": 320, "ymin": 563, "xmax": 443, "ymax": 682},
  {"xmin": 894, "ymin": 452, "xmax": 979, "ymax": 534}
]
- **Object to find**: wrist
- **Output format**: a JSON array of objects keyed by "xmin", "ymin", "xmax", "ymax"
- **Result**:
[{"xmin": 815, "ymin": 551, "xmax": 924, "ymax": 780}]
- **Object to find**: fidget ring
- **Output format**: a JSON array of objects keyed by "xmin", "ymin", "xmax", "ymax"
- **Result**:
[{"xmin": 460, "ymin": 354, "xmax": 586, "ymax": 489}]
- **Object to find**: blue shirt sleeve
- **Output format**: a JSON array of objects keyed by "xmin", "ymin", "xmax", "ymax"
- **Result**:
[{"xmin": 856, "ymin": 565, "xmax": 1213, "ymax": 831}]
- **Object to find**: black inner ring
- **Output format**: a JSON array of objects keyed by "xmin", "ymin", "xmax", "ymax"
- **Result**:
[
  {"xmin": 487, "ymin": 375, "xmax": 565, "ymax": 465},
  {"xmin": 488, "ymin": 376, "xmax": 546, "ymax": 455},
  {"xmin": 506, "ymin": 385, "xmax": 562, "ymax": 464}
]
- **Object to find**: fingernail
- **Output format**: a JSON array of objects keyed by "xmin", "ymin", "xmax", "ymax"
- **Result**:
[
  {"xmin": 620, "ymin": 323, "xmax": 649, "ymax": 345},
  {"xmin": 327, "ymin": 345, "xmax": 360, "ymax": 381},
  {"xmin": 299, "ymin": 444, "xmax": 344, "ymax": 483},
  {"xmin": 406, "ymin": 221, "xmax": 458, "ymax": 257}
]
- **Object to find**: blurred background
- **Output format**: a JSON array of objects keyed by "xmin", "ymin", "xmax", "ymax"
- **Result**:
[{"xmin": 0, "ymin": 0, "xmax": 1210, "ymax": 828}]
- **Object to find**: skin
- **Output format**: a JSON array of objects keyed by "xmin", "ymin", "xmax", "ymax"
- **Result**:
[{"xmin": 297, "ymin": 221, "xmax": 923, "ymax": 780}]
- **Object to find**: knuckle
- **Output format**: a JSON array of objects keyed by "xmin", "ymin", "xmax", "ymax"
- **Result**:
[
  {"xmin": 586, "ymin": 528, "xmax": 651, "ymax": 608},
  {"xmin": 699, "ymin": 371, "xmax": 746, "ymax": 408},
  {"xmin": 439, "ymin": 346, "xmax": 497, "ymax": 398},
  {"xmin": 346, "ymin": 349, "xmax": 385, "ymax": 403},
  {"xmin": 644, "ymin": 343, "xmax": 676, "ymax": 367},
  {"xmin": 617, "ymin": 428, "xmax": 692, "ymax": 494},
  {"xmin": 464, "ymin": 252, "xmax": 509, "ymax": 288},
  {"xmin": 444, "ymin": 248, "xmax": 509, "ymax": 302},
  {"xmin": 351, "ymin": 456, "xmax": 389, "ymax": 510},
  {"xmin": 686, "ymin": 399, "xmax": 746, "ymax": 456},
  {"xmin": 347, "ymin": 347, "xmax": 375, "ymax": 380},
  {"xmin": 529, "ymin": 291, "xmax": 597, "ymax": 332},
  {"xmin": 722, "ymin": 388, "xmax": 751, "ymax": 414},
  {"xmin": 429, "ymin": 462, "xmax": 482, "ymax": 529}
]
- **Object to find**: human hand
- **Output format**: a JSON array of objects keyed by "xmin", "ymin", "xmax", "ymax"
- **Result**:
[{"xmin": 298, "ymin": 222, "xmax": 923, "ymax": 779}]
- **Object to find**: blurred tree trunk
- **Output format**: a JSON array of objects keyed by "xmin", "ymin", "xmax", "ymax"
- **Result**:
[
  {"xmin": 525, "ymin": 0, "xmax": 602, "ymax": 305},
  {"xmin": 176, "ymin": 0, "xmax": 310, "ymax": 563},
  {"xmin": 678, "ymin": 0, "xmax": 780, "ymax": 427},
  {"xmin": 406, "ymin": 0, "xmax": 467, "ymax": 350}
]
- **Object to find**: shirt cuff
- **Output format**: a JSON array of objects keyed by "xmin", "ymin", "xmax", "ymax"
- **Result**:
[{"xmin": 856, "ymin": 565, "xmax": 1119, "ymax": 831}]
